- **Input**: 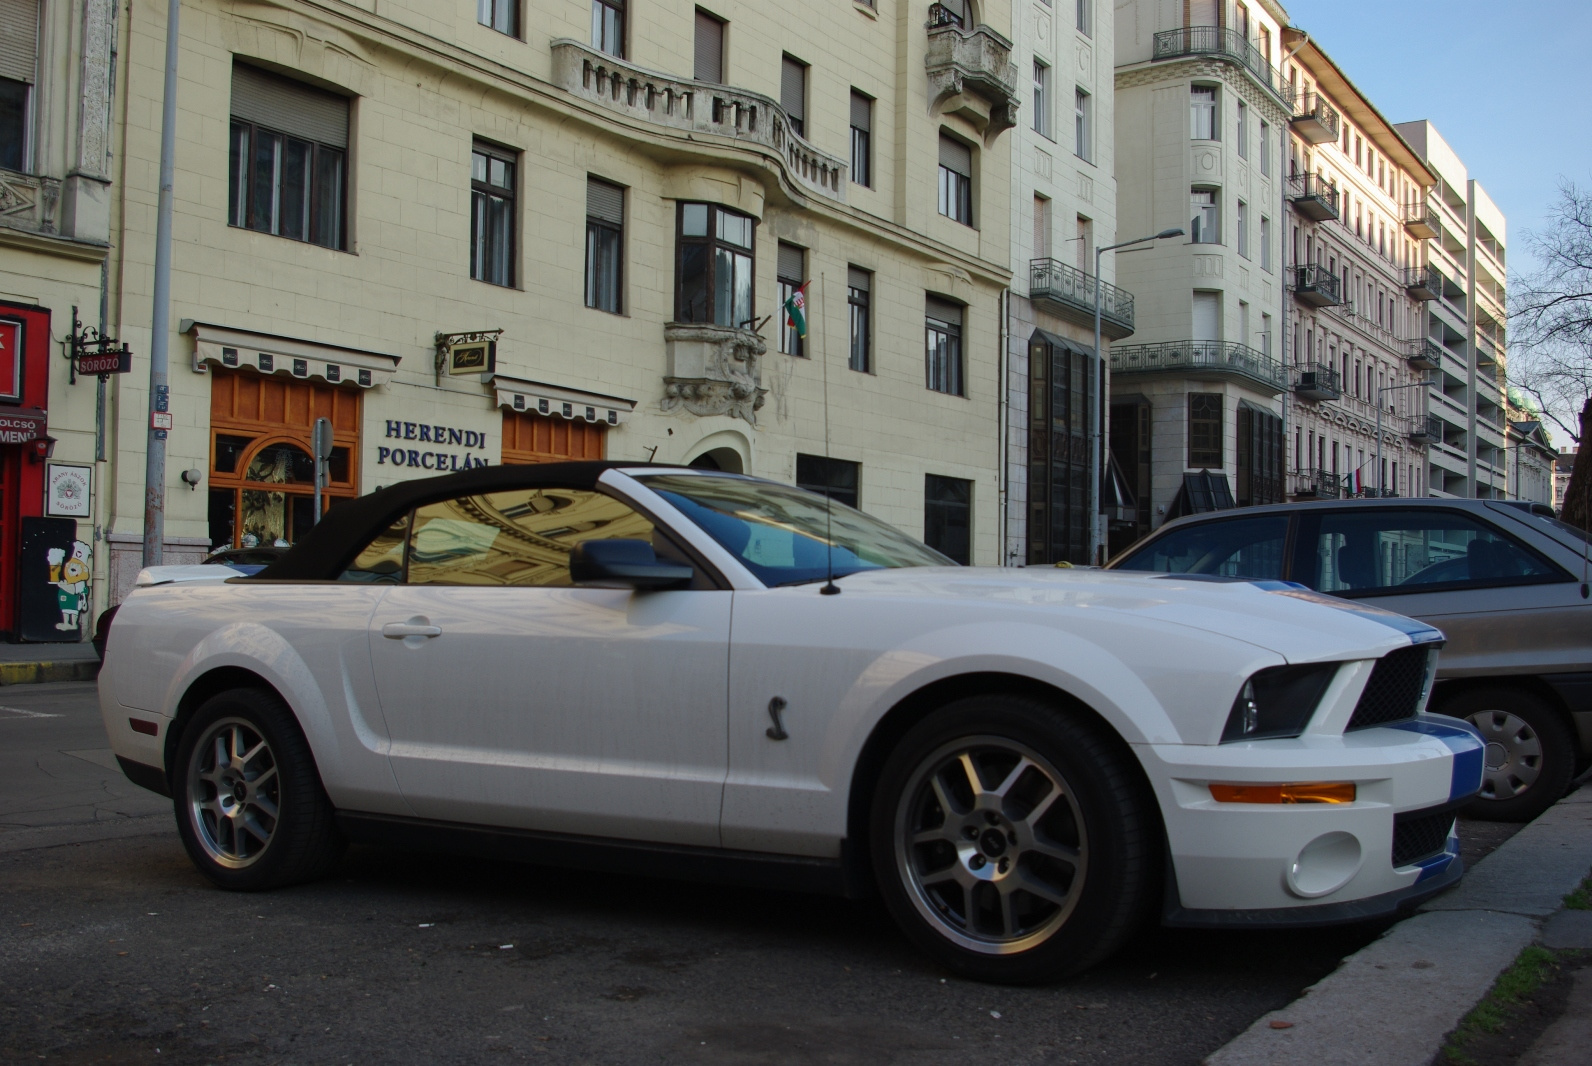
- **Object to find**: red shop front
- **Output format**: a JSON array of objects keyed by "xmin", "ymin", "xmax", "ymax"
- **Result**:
[{"xmin": 0, "ymin": 302, "xmax": 52, "ymax": 639}]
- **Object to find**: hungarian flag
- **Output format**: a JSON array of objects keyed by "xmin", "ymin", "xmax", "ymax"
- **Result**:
[
  {"xmin": 783, "ymin": 283, "xmax": 809, "ymax": 339},
  {"xmin": 1347, "ymin": 467, "xmax": 1363, "ymax": 494}
]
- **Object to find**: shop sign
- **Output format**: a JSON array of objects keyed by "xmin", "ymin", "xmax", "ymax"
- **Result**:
[
  {"xmin": 46, "ymin": 463, "xmax": 92, "ymax": 518},
  {"xmin": 75, "ymin": 348, "xmax": 132, "ymax": 376},
  {"xmin": 0, "ymin": 407, "xmax": 47, "ymax": 444},
  {"xmin": 376, "ymin": 419, "xmax": 490, "ymax": 471}
]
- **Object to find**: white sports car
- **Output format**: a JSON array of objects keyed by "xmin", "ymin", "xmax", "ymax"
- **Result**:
[{"xmin": 99, "ymin": 463, "xmax": 1484, "ymax": 983}]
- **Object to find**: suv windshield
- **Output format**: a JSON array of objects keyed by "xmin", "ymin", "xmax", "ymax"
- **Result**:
[{"xmin": 638, "ymin": 473, "xmax": 952, "ymax": 586}]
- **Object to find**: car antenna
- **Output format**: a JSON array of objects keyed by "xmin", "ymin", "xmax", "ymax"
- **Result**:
[{"xmin": 818, "ymin": 270, "xmax": 840, "ymax": 596}]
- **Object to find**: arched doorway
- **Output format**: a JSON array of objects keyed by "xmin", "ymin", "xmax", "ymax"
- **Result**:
[{"xmin": 688, "ymin": 448, "xmax": 743, "ymax": 472}]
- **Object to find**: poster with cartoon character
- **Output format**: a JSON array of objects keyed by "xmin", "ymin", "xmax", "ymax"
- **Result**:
[{"xmin": 19, "ymin": 517, "xmax": 90, "ymax": 642}]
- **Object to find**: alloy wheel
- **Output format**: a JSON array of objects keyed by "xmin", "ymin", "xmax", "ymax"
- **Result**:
[
  {"xmin": 1467, "ymin": 709, "xmax": 1543, "ymax": 801},
  {"xmin": 186, "ymin": 717, "xmax": 281, "ymax": 868}
]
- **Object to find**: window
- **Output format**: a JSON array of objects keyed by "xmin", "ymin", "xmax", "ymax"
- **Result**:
[
  {"xmin": 1236, "ymin": 101, "xmax": 1248, "ymax": 158},
  {"xmin": 1031, "ymin": 62, "xmax": 1050, "ymax": 137},
  {"xmin": 0, "ymin": 0, "xmax": 35, "ymax": 172},
  {"xmin": 796, "ymin": 454, "xmax": 860, "ymax": 509},
  {"xmin": 924, "ymin": 475, "xmax": 972, "ymax": 564},
  {"xmin": 1260, "ymin": 312, "xmax": 1272, "ymax": 358},
  {"xmin": 849, "ymin": 91, "xmax": 872, "ymax": 187},
  {"xmin": 1260, "ymin": 120, "xmax": 1270, "ymax": 176},
  {"xmin": 1075, "ymin": 214, "xmax": 1092, "ymax": 271},
  {"xmin": 925, "ymin": 297, "xmax": 964, "ymax": 396},
  {"xmin": 405, "ymin": 489, "xmax": 655, "ymax": 588},
  {"xmin": 1076, "ymin": 0, "xmax": 1092, "ymax": 36},
  {"xmin": 848, "ymin": 267, "xmax": 872, "ymax": 372},
  {"xmin": 470, "ymin": 142, "xmax": 517, "ymax": 287},
  {"xmin": 1074, "ymin": 88, "xmax": 1091, "ymax": 161},
  {"xmin": 1033, "ymin": 195, "xmax": 1051, "ymax": 258},
  {"xmin": 592, "ymin": 0, "xmax": 624, "ymax": 57},
  {"xmin": 1235, "ymin": 402, "xmax": 1283, "ymax": 507},
  {"xmin": 1189, "ymin": 393, "xmax": 1223, "ymax": 468},
  {"xmin": 0, "ymin": 76, "xmax": 24, "ymax": 172},
  {"xmin": 1190, "ymin": 86, "xmax": 1216, "ymax": 140},
  {"xmin": 938, "ymin": 134, "xmax": 973, "ymax": 225},
  {"xmin": 675, "ymin": 202, "xmax": 755, "ymax": 328},
  {"xmin": 1298, "ymin": 509, "xmax": 1566, "ymax": 596},
  {"xmin": 584, "ymin": 177, "xmax": 624, "ymax": 313},
  {"xmin": 1236, "ymin": 200, "xmax": 1248, "ymax": 258},
  {"xmin": 478, "ymin": 0, "xmax": 518, "ymax": 36},
  {"xmin": 781, "ymin": 55, "xmax": 807, "ymax": 138},
  {"xmin": 694, "ymin": 9, "xmax": 725, "ymax": 83},
  {"xmin": 228, "ymin": 64, "xmax": 348, "ymax": 251},
  {"xmin": 1115, "ymin": 515, "xmax": 1287, "ymax": 579},
  {"xmin": 1029, "ymin": 333, "xmax": 1095, "ymax": 564},
  {"xmin": 1191, "ymin": 188, "xmax": 1218, "ymax": 243},
  {"xmin": 777, "ymin": 242, "xmax": 806, "ymax": 356},
  {"xmin": 1260, "ymin": 215, "xmax": 1271, "ymax": 271}
]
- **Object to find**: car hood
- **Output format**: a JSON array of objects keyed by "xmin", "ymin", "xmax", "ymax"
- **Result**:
[{"xmin": 825, "ymin": 566, "xmax": 1441, "ymax": 662}]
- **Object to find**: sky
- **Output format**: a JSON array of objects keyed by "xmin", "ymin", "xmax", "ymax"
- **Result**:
[{"xmin": 1284, "ymin": 0, "xmax": 1592, "ymax": 280}]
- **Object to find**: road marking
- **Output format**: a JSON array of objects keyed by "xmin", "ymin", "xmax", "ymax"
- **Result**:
[{"xmin": 0, "ymin": 705, "xmax": 62, "ymax": 719}]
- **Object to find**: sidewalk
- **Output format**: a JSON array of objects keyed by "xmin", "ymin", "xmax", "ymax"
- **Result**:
[
  {"xmin": 0, "ymin": 640, "xmax": 99, "ymax": 685},
  {"xmin": 1205, "ymin": 783, "xmax": 1592, "ymax": 1066}
]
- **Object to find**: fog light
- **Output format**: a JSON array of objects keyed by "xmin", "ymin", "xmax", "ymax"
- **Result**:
[
  {"xmin": 1286, "ymin": 831, "xmax": 1363, "ymax": 898},
  {"xmin": 1209, "ymin": 782, "xmax": 1357, "ymax": 804}
]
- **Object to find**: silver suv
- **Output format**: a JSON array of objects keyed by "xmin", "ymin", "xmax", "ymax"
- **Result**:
[{"xmin": 1109, "ymin": 498, "xmax": 1591, "ymax": 822}]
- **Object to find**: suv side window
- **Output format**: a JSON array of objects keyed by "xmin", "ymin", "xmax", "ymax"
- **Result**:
[
  {"xmin": 406, "ymin": 488, "xmax": 655, "ymax": 587},
  {"xmin": 1295, "ymin": 509, "xmax": 1567, "ymax": 596},
  {"xmin": 1113, "ymin": 515, "xmax": 1289, "ymax": 580}
]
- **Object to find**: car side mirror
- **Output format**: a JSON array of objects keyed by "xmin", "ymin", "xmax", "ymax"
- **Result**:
[{"xmin": 569, "ymin": 539, "xmax": 693, "ymax": 590}]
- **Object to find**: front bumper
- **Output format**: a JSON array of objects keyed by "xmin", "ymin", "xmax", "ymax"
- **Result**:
[{"xmin": 1141, "ymin": 714, "xmax": 1483, "ymax": 919}]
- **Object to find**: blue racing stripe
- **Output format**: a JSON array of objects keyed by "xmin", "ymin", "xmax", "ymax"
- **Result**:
[
  {"xmin": 1255, "ymin": 586, "xmax": 1446, "ymax": 644},
  {"xmin": 1392, "ymin": 716, "xmax": 1486, "ymax": 802}
]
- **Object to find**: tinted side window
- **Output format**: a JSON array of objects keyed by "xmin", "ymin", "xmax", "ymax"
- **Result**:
[
  {"xmin": 1114, "ymin": 515, "xmax": 1288, "ymax": 579},
  {"xmin": 406, "ymin": 488, "xmax": 654, "ymax": 587},
  {"xmin": 1297, "ymin": 509, "xmax": 1565, "ymax": 596},
  {"xmin": 339, "ymin": 514, "xmax": 410, "ymax": 583}
]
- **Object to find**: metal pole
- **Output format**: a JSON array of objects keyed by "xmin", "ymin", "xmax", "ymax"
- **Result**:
[
  {"xmin": 1376, "ymin": 399, "xmax": 1382, "ymax": 496},
  {"xmin": 1091, "ymin": 250, "xmax": 1104, "ymax": 565},
  {"xmin": 142, "ymin": 0, "xmax": 181, "ymax": 567}
]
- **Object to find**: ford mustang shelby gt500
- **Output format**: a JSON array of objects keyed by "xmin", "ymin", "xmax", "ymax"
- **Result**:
[{"xmin": 99, "ymin": 462, "xmax": 1483, "ymax": 983}]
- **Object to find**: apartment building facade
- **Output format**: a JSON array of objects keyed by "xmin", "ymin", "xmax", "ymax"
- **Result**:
[
  {"xmin": 1003, "ymin": 0, "xmax": 1124, "ymax": 565},
  {"xmin": 1282, "ymin": 39, "xmax": 1436, "ymax": 505},
  {"xmin": 1393, "ymin": 120, "xmax": 1508, "ymax": 500},
  {"xmin": 1107, "ymin": 0, "xmax": 1291, "ymax": 549},
  {"xmin": 5, "ymin": 0, "xmax": 1027, "ymax": 631}
]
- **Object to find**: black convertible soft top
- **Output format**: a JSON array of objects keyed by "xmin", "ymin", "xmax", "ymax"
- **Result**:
[{"xmin": 256, "ymin": 460, "xmax": 650, "ymax": 581}]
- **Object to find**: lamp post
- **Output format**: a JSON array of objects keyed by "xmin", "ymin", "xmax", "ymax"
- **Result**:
[
  {"xmin": 1090, "ymin": 227, "xmax": 1184, "ymax": 563},
  {"xmin": 1376, "ymin": 379, "xmax": 1430, "ymax": 496}
]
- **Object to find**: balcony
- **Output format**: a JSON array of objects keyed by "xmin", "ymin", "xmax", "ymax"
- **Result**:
[
  {"xmin": 1476, "ymin": 333, "xmax": 1503, "ymax": 367},
  {"xmin": 1290, "ymin": 93, "xmax": 1340, "ymax": 144},
  {"xmin": 1028, "ymin": 259, "xmax": 1135, "ymax": 339},
  {"xmin": 1109, "ymin": 340, "xmax": 1286, "ymax": 394},
  {"xmin": 1291, "ymin": 468, "xmax": 1342, "ymax": 499},
  {"xmin": 1293, "ymin": 263, "xmax": 1342, "ymax": 307},
  {"xmin": 1293, "ymin": 362, "xmax": 1341, "ymax": 401},
  {"xmin": 1402, "ymin": 198, "xmax": 1440, "ymax": 240},
  {"xmin": 1152, "ymin": 27, "xmax": 1292, "ymax": 109},
  {"xmin": 549, "ymin": 40, "xmax": 846, "ymax": 203},
  {"xmin": 925, "ymin": 11, "xmax": 1019, "ymax": 141},
  {"xmin": 1403, "ymin": 264, "xmax": 1441, "ymax": 301},
  {"xmin": 1288, "ymin": 174, "xmax": 1340, "ymax": 222},
  {"xmin": 1406, "ymin": 337, "xmax": 1443, "ymax": 371},
  {"xmin": 0, "ymin": 168, "xmax": 63, "ymax": 240},
  {"xmin": 1409, "ymin": 414, "xmax": 1442, "ymax": 444}
]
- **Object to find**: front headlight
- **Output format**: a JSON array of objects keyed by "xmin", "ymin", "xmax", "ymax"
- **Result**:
[{"xmin": 1221, "ymin": 663, "xmax": 1340, "ymax": 742}]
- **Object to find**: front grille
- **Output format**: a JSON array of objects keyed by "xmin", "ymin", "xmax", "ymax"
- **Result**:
[
  {"xmin": 1393, "ymin": 809, "xmax": 1455, "ymax": 868},
  {"xmin": 1347, "ymin": 645, "xmax": 1429, "ymax": 730}
]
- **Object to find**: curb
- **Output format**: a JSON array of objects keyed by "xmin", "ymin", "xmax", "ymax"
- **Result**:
[
  {"xmin": 0, "ymin": 660, "xmax": 100, "ymax": 686},
  {"xmin": 1205, "ymin": 786, "xmax": 1592, "ymax": 1066}
]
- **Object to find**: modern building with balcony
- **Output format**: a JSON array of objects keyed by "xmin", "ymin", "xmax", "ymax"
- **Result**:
[
  {"xmin": 1002, "ymin": 0, "xmax": 1125, "ymax": 566},
  {"xmin": 1108, "ymin": 0, "xmax": 1291, "ymax": 549},
  {"xmin": 1394, "ymin": 120, "xmax": 1509, "ymax": 498},
  {"xmin": 1281, "ymin": 35, "xmax": 1436, "ymax": 504}
]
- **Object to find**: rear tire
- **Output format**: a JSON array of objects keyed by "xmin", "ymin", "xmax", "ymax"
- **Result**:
[
  {"xmin": 1450, "ymin": 687, "xmax": 1576, "ymax": 823},
  {"xmin": 172, "ymin": 687, "xmax": 344, "ymax": 890},
  {"xmin": 868, "ymin": 694, "xmax": 1156, "ymax": 984}
]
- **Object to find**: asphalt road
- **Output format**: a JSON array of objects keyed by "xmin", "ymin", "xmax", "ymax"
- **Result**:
[{"xmin": 0, "ymin": 682, "xmax": 1523, "ymax": 1065}]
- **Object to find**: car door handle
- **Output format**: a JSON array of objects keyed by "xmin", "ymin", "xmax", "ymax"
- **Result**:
[{"xmin": 382, "ymin": 620, "xmax": 442, "ymax": 639}]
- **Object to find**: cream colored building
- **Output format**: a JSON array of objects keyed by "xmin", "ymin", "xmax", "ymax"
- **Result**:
[
  {"xmin": 1506, "ymin": 419, "xmax": 1556, "ymax": 508},
  {"xmin": 1281, "ymin": 38, "xmax": 1435, "ymax": 503},
  {"xmin": 6, "ymin": 0, "xmax": 1028, "ymax": 624},
  {"xmin": 1108, "ymin": 0, "xmax": 1292, "ymax": 541},
  {"xmin": 1003, "ymin": 0, "xmax": 1123, "ymax": 565}
]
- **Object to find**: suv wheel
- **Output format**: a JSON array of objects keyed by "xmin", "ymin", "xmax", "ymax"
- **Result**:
[{"xmin": 1448, "ymin": 687, "xmax": 1575, "ymax": 823}]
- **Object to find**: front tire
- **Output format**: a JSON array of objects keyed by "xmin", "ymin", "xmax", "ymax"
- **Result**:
[
  {"xmin": 173, "ymin": 688, "xmax": 344, "ymax": 890},
  {"xmin": 1449, "ymin": 687, "xmax": 1576, "ymax": 823},
  {"xmin": 869, "ymin": 694, "xmax": 1156, "ymax": 984}
]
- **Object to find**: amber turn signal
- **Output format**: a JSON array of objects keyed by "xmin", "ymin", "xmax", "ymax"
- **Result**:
[{"xmin": 1208, "ymin": 782, "xmax": 1357, "ymax": 805}]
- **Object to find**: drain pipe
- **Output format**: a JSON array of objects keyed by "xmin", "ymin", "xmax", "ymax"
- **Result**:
[{"xmin": 997, "ymin": 287, "xmax": 1009, "ymax": 565}]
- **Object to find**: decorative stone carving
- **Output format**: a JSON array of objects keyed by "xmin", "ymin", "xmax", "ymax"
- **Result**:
[
  {"xmin": 0, "ymin": 170, "xmax": 61, "ymax": 235},
  {"xmin": 77, "ymin": 0, "xmax": 116, "ymax": 181},
  {"xmin": 662, "ymin": 324, "xmax": 768, "ymax": 426},
  {"xmin": 925, "ymin": 22, "xmax": 1020, "ymax": 142}
]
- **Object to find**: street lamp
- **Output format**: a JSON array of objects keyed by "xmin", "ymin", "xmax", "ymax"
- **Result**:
[
  {"xmin": 1090, "ymin": 227, "xmax": 1184, "ymax": 563},
  {"xmin": 1376, "ymin": 379, "xmax": 1431, "ymax": 496}
]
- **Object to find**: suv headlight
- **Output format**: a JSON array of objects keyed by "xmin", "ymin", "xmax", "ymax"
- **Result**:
[{"xmin": 1221, "ymin": 663, "xmax": 1340, "ymax": 742}]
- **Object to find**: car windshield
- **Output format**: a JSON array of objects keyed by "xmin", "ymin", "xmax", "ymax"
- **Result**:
[{"xmin": 637, "ymin": 473, "xmax": 952, "ymax": 586}]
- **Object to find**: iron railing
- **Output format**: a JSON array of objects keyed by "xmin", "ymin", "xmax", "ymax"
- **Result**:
[
  {"xmin": 1401, "ymin": 198, "xmax": 1440, "ymax": 239},
  {"xmin": 1403, "ymin": 264, "xmax": 1441, "ymax": 300},
  {"xmin": 1152, "ymin": 27, "xmax": 1292, "ymax": 108},
  {"xmin": 1409, "ymin": 414, "xmax": 1442, "ymax": 443},
  {"xmin": 1109, "ymin": 339, "xmax": 1286, "ymax": 392},
  {"xmin": 1294, "ymin": 263, "xmax": 1343, "ymax": 305},
  {"xmin": 1291, "ymin": 468, "xmax": 1342, "ymax": 499},
  {"xmin": 927, "ymin": 2, "xmax": 964, "ymax": 28},
  {"xmin": 1028, "ymin": 258, "xmax": 1135, "ymax": 336},
  {"xmin": 1290, "ymin": 93, "xmax": 1341, "ymax": 142},
  {"xmin": 1288, "ymin": 173, "xmax": 1340, "ymax": 220},
  {"xmin": 1406, "ymin": 337, "xmax": 1444, "ymax": 370},
  {"xmin": 1294, "ymin": 362, "xmax": 1342, "ymax": 400}
]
